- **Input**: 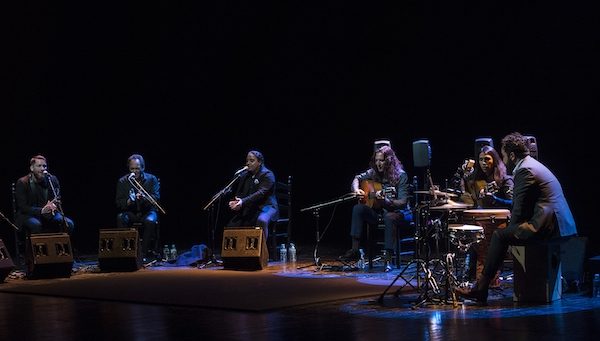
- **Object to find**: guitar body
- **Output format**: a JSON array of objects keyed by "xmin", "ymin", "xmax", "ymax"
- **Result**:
[{"xmin": 359, "ymin": 180, "xmax": 387, "ymax": 209}]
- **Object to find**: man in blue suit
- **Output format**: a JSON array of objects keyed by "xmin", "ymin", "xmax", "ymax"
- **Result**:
[{"xmin": 456, "ymin": 132, "xmax": 577, "ymax": 304}]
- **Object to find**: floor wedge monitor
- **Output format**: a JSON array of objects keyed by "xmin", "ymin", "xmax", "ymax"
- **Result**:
[
  {"xmin": 26, "ymin": 233, "xmax": 73, "ymax": 279},
  {"xmin": 221, "ymin": 227, "xmax": 268, "ymax": 271},
  {"xmin": 98, "ymin": 228, "xmax": 141, "ymax": 272},
  {"xmin": 0, "ymin": 239, "xmax": 16, "ymax": 282}
]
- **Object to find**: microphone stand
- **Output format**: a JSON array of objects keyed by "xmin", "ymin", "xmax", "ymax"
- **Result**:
[
  {"xmin": 200, "ymin": 173, "xmax": 243, "ymax": 268},
  {"xmin": 299, "ymin": 193, "xmax": 357, "ymax": 271},
  {"xmin": 46, "ymin": 174, "xmax": 69, "ymax": 234},
  {"xmin": 0, "ymin": 210, "xmax": 19, "ymax": 231}
]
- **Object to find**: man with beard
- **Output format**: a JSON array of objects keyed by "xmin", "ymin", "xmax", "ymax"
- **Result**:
[
  {"xmin": 339, "ymin": 145, "xmax": 412, "ymax": 271},
  {"xmin": 15, "ymin": 155, "xmax": 75, "ymax": 234},
  {"xmin": 455, "ymin": 132, "xmax": 577, "ymax": 304}
]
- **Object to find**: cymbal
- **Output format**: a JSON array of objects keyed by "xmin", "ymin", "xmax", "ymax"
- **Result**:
[
  {"xmin": 414, "ymin": 190, "xmax": 458, "ymax": 198},
  {"xmin": 428, "ymin": 200, "xmax": 472, "ymax": 210}
]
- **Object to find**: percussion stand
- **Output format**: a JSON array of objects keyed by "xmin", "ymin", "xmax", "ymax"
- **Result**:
[
  {"xmin": 427, "ymin": 208, "xmax": 463, "ymax": 306},
  {"xmin": 385, "ymin": 206, "xmax": 458, "ymax": 308},
  {"xmin": 378, "ymin": 203, "xmax": 442, "ymax": 306}
]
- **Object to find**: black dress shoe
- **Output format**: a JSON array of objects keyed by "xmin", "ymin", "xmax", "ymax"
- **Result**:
[
  {"xmin": 454, "ymin": 286, "xmax": 488, "ymax": 305},
  {"xmin": 339, "ymin": 249, "xmax": 360, "ymax": 261}
]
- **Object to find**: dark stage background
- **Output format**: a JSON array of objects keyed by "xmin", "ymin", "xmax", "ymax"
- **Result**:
[{"xmin": 3, "ymin": 2, "xmax": 597, "ymax": 256}]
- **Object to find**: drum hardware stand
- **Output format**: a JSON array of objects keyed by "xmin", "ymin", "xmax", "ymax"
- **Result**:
[
  {"xmin": 378, "ymin": 204, "xmax": 431, "ymax": 303},
  {"xmin": 378, "ymin": 203, "xmax": 461, "ymax": 308}
]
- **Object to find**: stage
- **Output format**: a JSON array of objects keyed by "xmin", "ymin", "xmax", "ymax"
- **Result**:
[{"xmin": 1, "ymin": 245, "xmax": 599, "ymax": 340}]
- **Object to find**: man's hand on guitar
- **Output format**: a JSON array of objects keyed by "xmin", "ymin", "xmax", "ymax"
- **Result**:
[{"xmin": 354, "ymin": 188, "xmax": 365, "ymax": 199}]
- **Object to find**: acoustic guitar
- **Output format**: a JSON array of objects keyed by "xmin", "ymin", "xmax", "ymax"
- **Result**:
[{"xmin": 359, "ymin": 180, "xmax": 396, "ymax": 209}]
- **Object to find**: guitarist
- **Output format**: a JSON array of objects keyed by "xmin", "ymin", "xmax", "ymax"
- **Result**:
[
  {"xmin": 459, "ymin": 145, "xmax": 514, "ymax": 286},
  {"xmin": 339, "ymin": 145, "xmax": 412, "ymax": 270}
]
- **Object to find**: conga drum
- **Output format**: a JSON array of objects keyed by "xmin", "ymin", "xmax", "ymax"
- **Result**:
[
  {"xmin": 460, "ymin": 209, "xmax": 511, "ymax": 228},
  {"xmin": 459, "ymin": 208, "xmax": 511, "ymax": 284}
]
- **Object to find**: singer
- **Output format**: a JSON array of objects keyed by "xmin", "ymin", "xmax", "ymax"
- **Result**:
[
  {"xmin": 14, "ymin": 155, "xmax": 75, "ymax": 234},
  {"xmin": 115, "ymin": 154, "xmax": 161, "ymax": 260},
  {"xmin": 226, "ymin": 150, "xmax": 278, "ymax": 240}
]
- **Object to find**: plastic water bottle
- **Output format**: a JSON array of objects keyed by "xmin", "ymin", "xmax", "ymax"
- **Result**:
[
  {"xmin": 593, "ymin": 273, "xmax": 600, "ymax": 298},
  {"xmin": 170, "ymin": 244, "xmax": 177, "ymax": 261},
  {"xmin": 163, "ymin": 245, "xmax": 170, "ymax": 261},
  {"xmin": 279, "ymin": 243, "xmax": 287, "ymax": 271},
  {"xmin": 357, "ymin": 248, "xmax": 366, "ymax": 271},
  {"xmin": 288, "ymin": 243, "xmax": 297, "ymax": 271},
  {"xmin": 279, "ymin": 243, "xmax": 287, "ymax": 263}
]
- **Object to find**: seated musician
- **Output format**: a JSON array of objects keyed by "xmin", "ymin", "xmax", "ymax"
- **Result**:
[
  {"xmin": 339, "ymin": 145, "xmax": 412, "ymax": 271},
  {"xmin": 459, "ymin": 145, "xmax": 514, "ymax": 285},
  {"xmin": 15, "ymin": 155, "xmax": 75, "ymax": 235},
  {"xmin": 455, "ymin": 132, "xmax": 577, "ymax": 304},
  {"xmin": 461, "ymin": 145, "xmax": 513, "ymax": 209}
]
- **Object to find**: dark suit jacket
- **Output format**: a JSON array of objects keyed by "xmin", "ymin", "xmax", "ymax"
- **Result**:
[
  {"xmin": 14, "ymin": 173, "xmax": 60, "ymax": 226},
  {"xmin": 510, "ymin": 155, "xmax": 577, "ymax": 239},
  {"xmin": 232, "ymin": 165, "xmax": 278, "ymax": 220},
  {"xmin": 115, "ymin": 172, "xmax": 161, "ymax": 214}
]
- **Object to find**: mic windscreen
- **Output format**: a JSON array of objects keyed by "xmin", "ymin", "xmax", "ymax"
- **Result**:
[{"xmin": 234, "ymin": 166, "xmax": 249, "ymax": 175}]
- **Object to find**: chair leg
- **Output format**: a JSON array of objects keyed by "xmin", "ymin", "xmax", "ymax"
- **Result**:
[
  {"xmin": 396, "ymin": 225, "xmax": 401, "ymax": 268},
  {"xmin": 366, "ymin": 224, "xmax": 373, "ymax": 270}
]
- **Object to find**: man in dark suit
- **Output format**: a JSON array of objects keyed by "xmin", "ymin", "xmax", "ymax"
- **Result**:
[
  {"xmin": 227, "ymin": 150, "xmax": 278, "ymax": 240},
  {"xmin": 115, "ymin": 154, "xmax": 163, "ymax": 259},
  {"xmin": 15, "ymin": 155, "xmax": 75, "ymax": 234},
  {"xmin": 456, "ymin": 132, "xmax": 577, "ymax": 304}
]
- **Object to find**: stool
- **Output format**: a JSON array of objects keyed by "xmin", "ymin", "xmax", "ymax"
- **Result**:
[
  {"xmin": 131, "ymin": 221, "xmax": 161, "ymax": 257},
  {"xmin": 511, "ymin": 239, "xmax": 565, "ymax": 303},
  {"xmin": 366, "ymin": 217, "xmax": 414, "ymax": 270},
  {"xmin": 396, "ymin": 222, "xmax": 415, "ymax": 267}
]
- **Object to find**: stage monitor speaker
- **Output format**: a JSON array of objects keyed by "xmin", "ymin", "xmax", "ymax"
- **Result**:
[
  {"xmin": 0, "ymin": 239, "xmax": 16, "ymax": 282},
  {"xmin": 523, "ymin": 135, "xmax": 538, "ymax": 160},
  {"xmin": 374, "ymin": 139, "xmax": 391, "ymax": 151},
  {"xmin": 221, "ymin": 227, "xmax": 268, "ymax": 271},
  {"xmin": 412, "ymin": 139, "xmax": 431, "ymax": 168},
  {"xmin": 98, "ymin": 228, "xmax": 141, "ymax": 272},
  {"xmin": 26, "ymin": 233, "xmax": 73, "ymax": 279},
  {"xmin": 474, "ymin": 137, "xmax": 494, "ymax": 159}
]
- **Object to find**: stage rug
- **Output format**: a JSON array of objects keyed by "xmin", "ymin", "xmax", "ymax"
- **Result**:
[{"xmin": 0, "ymin": 266, "xmax": 401, "ymax": 312}]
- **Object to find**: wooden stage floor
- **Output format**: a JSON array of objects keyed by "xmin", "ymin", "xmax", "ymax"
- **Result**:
[{"xmin": 1, "ymin": 244, "xmax": 599, "ymax": 340}]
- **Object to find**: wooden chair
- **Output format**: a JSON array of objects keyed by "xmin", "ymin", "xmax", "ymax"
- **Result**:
[
  {"xmin": 10, "ymin": 182, "xmax": 26, "ymax": 267},
  {"xmin": 269, "ymin": 175, "xmax": 292, "ymax": 260}
]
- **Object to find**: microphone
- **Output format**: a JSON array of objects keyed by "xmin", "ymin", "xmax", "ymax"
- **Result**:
[
  {"xmin": 234, "ymin": 166, "xmax": 248, "ymax": 176},
  {"xmin": 43, "ymin": 170, "xmax": 51, "ymax": 177},
  {"xmin": 128, "ymin": 172, "xmax": 136, "ymax": 179}
]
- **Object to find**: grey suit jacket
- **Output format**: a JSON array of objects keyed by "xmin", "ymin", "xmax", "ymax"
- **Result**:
[{"xmin": 510, "ymin": 155, "xmax": 577, "ymax": 239}]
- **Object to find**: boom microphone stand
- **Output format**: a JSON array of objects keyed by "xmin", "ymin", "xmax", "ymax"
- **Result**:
[
  {"xmin": 201, "ymin": 171, "xmax": 244, "ymax": 267},
  {"xmin": 0, "ymin": 210, "xmax": 19, "ymax": 232},
  {"xmin": 299, "ymin": 193, "xmax": 357, "ymax": 271}
]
